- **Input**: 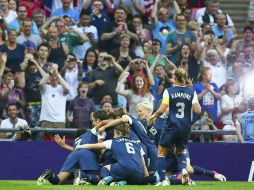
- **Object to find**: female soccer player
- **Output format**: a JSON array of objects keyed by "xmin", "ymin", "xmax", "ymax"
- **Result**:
[{"xmin": 148, "ymin": 68, "xmax": 201, "ymax": 185}]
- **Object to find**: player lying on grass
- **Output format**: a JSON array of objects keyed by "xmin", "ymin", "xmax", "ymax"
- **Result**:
[
  {"xmin": 37, "ymin": 110, "xmax": 108, "ymax": 185},
  {"xmin": 76, "ymin": 123, "xmax": 149, "ymax": 185}
]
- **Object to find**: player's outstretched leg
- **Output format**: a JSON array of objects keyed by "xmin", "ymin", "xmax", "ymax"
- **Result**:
[
  {"xmin": 98, "ymin": 176, "xmax": 114, "ymax": 185},
  {"xmin": 73, "ymin": 169, "xmax": 91, "ymax": 185},
  {"xmin": 213, "ymin": 171, "xmax": 226, "ymax": 182}
]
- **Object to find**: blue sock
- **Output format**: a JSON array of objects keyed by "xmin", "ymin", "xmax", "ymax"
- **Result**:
[
  {"xmin": 169, "ymin": 175, "xmax": 181, "ymax": 185},
  {"xmin": 48, "ymin": 174, "xmax": 60, "ymax": 185},
  {"xmin": 192, "ymin": 165, "xmax": 214, "ymax": 177},
  {"xmin": 176, "ymin": 153, "xmax": 187, "ymax": 171},
  {"xmin": 100, "ymin": 167, "xmax": 110, "ymax": 178},
  {"xmin": 157, "ymin": 156, "xmax": 167, "ymax": 182}
]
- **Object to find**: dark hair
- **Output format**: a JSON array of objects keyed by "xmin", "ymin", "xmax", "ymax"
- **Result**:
[
  {"xmin": 79, "ymin": 9, "xmax": 90, "ymax": 18},
  {"xmin": 152, "ymin": 39, "xmax": 162, "ymax": 46},
  {"xmin": 114, "ymin": 6, "xmax": 127, "ymax": 14},
  {"xmin": 77, "ymin": 81, "xmax": 88, "ymax": 96},
  {"xmin": 198, "ymin": 67, "xmax": 211, "ymax": 82},
  {"xmin": 93, "ymin": 110, "xmax": 108, "ymax": 121},
  {"xmin": 0, "ymin": 25, "xmax": 6, "ymax": 41},
  {"xmin": 37, "ymin": 43, "xmax": 49, "ymax": 51},
  {"xmin": 114, "ymin": 123, "xmax": 130, "ymax": 137},
  {"xmin": 66, "ymin": 53, "xmax": 76, "ymax": 58},
  {"xmin": 7, "ymin": 103, "xmax": 19, "ymax": 110},
  {"xmin": 82, "ymin": 48, "xmax": 98, "ymax": 70}
]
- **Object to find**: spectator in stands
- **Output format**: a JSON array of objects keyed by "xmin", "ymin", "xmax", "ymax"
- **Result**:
[
  {"xmin": 101, "ymin": 7, "xmax": 137, "ymax": 52},
  {"xmin": 46, "ymin": 26, "xmax": 67, "ymax": 70},
  {"xmin": 192, "ymin": 110, "xmax": 218, "ymax": 142},
  {"xmin": 0, "ymin": 29, "xmax": 25, "ymax": 73},
  {"xmin": 90, "ymin": 0, "xmax": 110, "ymax": 42},
  {"xmin": 82, "ymin": 0, "xmax": 111, "ymax": 18},
  {"xmin": 195, "ymin": 0, "xmax": 234, "ymax": 27},
  {"xmin": 114, "ymin": 0, "xmax": 145, "ymax": 16},
  {"xmin": 158, "ymin": 0, "xmax": 181, "ymax": 19},
  {"xmin": 0, "ymin": 25, "xmax": 6, "ymax": 49},
  {"xmin": 199, "ymin": 45, "xmax": 227, "ymax": 88},
  {"xmin": 176, "ymin": 44, "xmax": 200, "ymax": 83},
  {"xmin": 16, "ymin": 19, "xmax": 42, "ymax": 48},
  {"xmin": 151, "ymin": 1, "xmax": 176, "ymax": 55},
  {"xmin": 39, "ymin": 64, "xmax": 69, "ymax": 128},
  {"xmin": 67, "ymin": 82, "xmax": 95, "ymax": 129},
  {"xmin": 0, "ymin": 71, "xmax": 26, "ymax": 119},
  {"xmin": 8, "ymin": 0, "xmax": 17, "ymax": 12},
  {"xmin": 111, "ymin": 33, "xmax": 136, "ymax": 69},
  {"xmin": 82, "ymin": 47, "xmax": 98, "ymax": 81},
  {"xmin": 212, "ymin": 13, "xmax": 235, "ymax": 46},
  {"xmin": 32, "ymin": 9, "xmax": 46, "ymax": 30},
  {"xmin": 241, "ymin": 44, "xmax": 254, "ymax": 74},
  {"xmin": 166, "ymin": 14, "xmax": 196, "ymax": 63},
  {"xmin": 35, "ymin": 43, "xmax": 53, "ymax": 72},
  {"xmin": 116, "ymin": 71, "xmax": 153, "ymax": 118},
  {"xmin": 8, "ymin": 5, "xmax": 39, "ymax": 35},
  {"xmin": 18, "ymin": 0, "xmax": 42, "ymax": 19},
  {"xmin": 193, "ymin": 67, "xmax": 221, "ymax": 122},
  {"xmin": 220, "ymin": 80, "xmax": 243, "ymax": 141},
  {"xmin": 51, "ymin": 0, "xmax": 80, "ymax": 22},
  {"xmin": 88, "ymin": 52, "xmax": 123, "ymax": 107},
  {"xmin": 61, "ymin": 53, "xmax": 83, "ymax": 104},
  {"xmin": 148, "ymin": 39, "xmax": 170, "ymax": 68},
  {"xmin": 0, "ymin": 52, "xmax": 6, "ymax": 84},
  {"xmin": 231, "ymin": 26, "xmax": 254, "ymax": 52},
  {"xmin": 72, "ymin": 9, "xmax": 98, "ymax": 60},
  {"xmin": 0, "ymin": 0, "xmax": 17, "ymax": 24},
  {"xmin": 236, "ymin": 96, "xmax": 254, "ymax": 143},
  {"xmin": 16, "ymin": 53, "xmax": 46, "ymax": 128},
  {"xmin": 0, "ymin": 103, "xmax": 28, "ymax": 141}
]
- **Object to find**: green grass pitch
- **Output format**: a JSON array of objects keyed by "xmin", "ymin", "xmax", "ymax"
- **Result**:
[{"xmin": 0, "ymin": 181, "xmax": 254, "ymax": 190}]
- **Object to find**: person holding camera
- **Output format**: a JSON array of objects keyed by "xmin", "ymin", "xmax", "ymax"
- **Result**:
[
  {"xmin": 39, "ymin": 63, "xmax": 69, "ymax": 128},
  {"xmin": 0, "ymin": 103, "xmax": 29, "ymax": 141},
  {"xmin": 88, "ymin": 52, "xmax": 123, "ymax": 108}
]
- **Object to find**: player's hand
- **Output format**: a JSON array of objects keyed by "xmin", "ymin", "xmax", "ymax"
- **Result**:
[
  {"xmin": 147, "ymin": 115, "xmax": 157, "ymax": 126},
  {"xmin": 54, "ymin": 134, "xmax": 66, "ymax": 147}
]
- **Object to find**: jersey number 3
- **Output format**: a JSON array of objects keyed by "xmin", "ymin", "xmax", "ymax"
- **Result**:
[
  {"xmin": 125, "ymin": 142, "xmax": 135, "ymax": 154},
  {"xmin": 176, "ymin": 102, "xmax": 185, "ymax": 118}
]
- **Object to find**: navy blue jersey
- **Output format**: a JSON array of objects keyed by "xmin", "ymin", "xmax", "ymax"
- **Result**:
[
  {"xmin": 103, "ymin": 137, "xmax": 144, "ymax": 173},
  {"xmin": 73, "ymin": 128, "xmax": 98, "ymax": 149},
  {"xmin": 148, "ymin": 116, "xmax": 167, "ymax": 145},
  {"xmin": 163, "ymin": 86, "xmax": 197, "ymax": 134}
]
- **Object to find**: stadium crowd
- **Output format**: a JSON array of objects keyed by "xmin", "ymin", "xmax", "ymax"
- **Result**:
[{"xmin": 0, "ymin": 0, "xmax": 254, "ymax": 142}]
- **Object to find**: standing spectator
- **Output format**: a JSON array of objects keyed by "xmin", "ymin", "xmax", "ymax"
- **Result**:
[
  {"xmin": 51, "ymin": 0, "xmax": 80, "ymax": 22},
  {"xmin": 88, "ymin": 52, "xmax": 123, "ymax": 107},
  {"xmin": 32, "ymin": 9, "xmax": 46, "ymax": 30},
  {"xmin": 231, "ymin": 26, "xmax": 254, "ymax": 52},
  {"xmin": 193, "ymin": 67, "xmax": 221, "ymax": 122},
  {"xmin": 8, "ymin": 5, "xmax": 39, "ymax": 35},
  {"xmin": 116, "ymin": 71, "xmax": 154, "ymax": 118},
  {"xmin": 46, "ymin": 26, "xmax": 67, "ymax": 70},
  {"xmin": 0, "ymin": 29, "xmax": 25, "ymax": 73},
  {"xmin": 195, "ymin": 0, "xmax": 234, "ymax": 27},
  {"xmin": 36, "ymin": 43, "xmax": 53, "ymax": 72},
  {"xmin": 176, "ymin": 44, "xmax": 200, "ymax": 83},
  {"xmin": 0, "ymin": 0, "xmax": 17, "ymax": 24},
  {"xmin": 90, "ymin": 0, "xmax": 110, "ymax": 42},
  {"xmin": 212, "ymin": 13, "xmax": 234, "ymax": 46},
  {"xmin": 166, "ymin": 14, "xmax": 196, "ymax": 63},
  {"xmin": 114, "ymin": 0, "xmax": 145, "ymax": 16},
  {"xmin": 39, "ymin": 64, "xmax": 69, "ymax": 128},
  {"xmin": 72, "ymin": 10, "xmax": 98, "ymax": 60},
  {"xmin": 16, "ymin": 19, "xmax": 42, "ymax": 48},
  {"xmin": 8, "ymin": 0, "xmax": 17, "ymax": 12},
  {"xmin": 82, "ymin": 0, "xmax": 111, "ymax": 18},
  {"xmin": 16, "ymin": 53, "xmax": 46, "ymax": 128},
  {"xmin": 61, "ymin": 53, "xmax": 83, "ymax": 104},
  {"xmin": 101, "ymin": 7, "xmax": 137, "ymax": 52},
  {"xmin": 220, "ymin": 80, "xmax": 243, "ymax": 141},
  {"xmin": 67, "ymin": 82, "xmax": 95, "ymax": 129},
  {"xmin": 18, "ymin": 0, "xmax": 42, "ymax": 19},
  {"xmin": 111, "ymin": 33, "xmax": 136, "ymax": 69},
  {"xmin": 151, "ymin": 1, "xmax": 176, "ymax": 55},
  {"xmin": 199, "ymin": 47, "xmax": 227, "ymax": 88},
  {"xmin": 0, "ymin": 103, "xmax": 28, "ymax": 141},
  {"xmin": 0, "ymin": 72, "xmax": 26, "ymax": 119}
]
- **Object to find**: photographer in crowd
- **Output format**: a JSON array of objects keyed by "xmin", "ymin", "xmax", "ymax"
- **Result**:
[{"xmin": 0, "ymin": 103, "xmax": 30, "ymax": 141}]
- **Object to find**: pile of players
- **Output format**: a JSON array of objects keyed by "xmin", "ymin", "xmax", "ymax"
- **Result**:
[{"xmin": 37, "ymin": 68, "xmax": 226, "ymax": 186}]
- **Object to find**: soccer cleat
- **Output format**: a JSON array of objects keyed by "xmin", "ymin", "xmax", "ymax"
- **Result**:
[
  {"xmin": 181, "ymin": 169, "xmax": 189, "ymax": 185},
  {"xmin": 110, "ymin": 180, "xmax": 127, "ymax": 186},
  {"xmin": 188, "ymin": 178, "xmax": 196, "ymax": 186},
  {"xmin": 154, "ymin": 179, "xmax": 170, "ymax": 186},
  {"xmin": 73, "ymin": 169, "xmax": 91, "ymax": 185},
  {"xmin": 213, "ymin": 171, "xmax": 226, "ymax": 182},
  {"xmin": 37, "ymin": 169, "xmax": 52, "ymax": 185},
  {"xmin": 98, "ymin": 176, "xmax": 113, "ymax": 185}
]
